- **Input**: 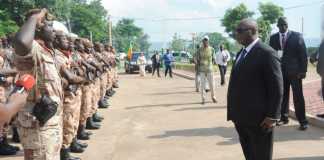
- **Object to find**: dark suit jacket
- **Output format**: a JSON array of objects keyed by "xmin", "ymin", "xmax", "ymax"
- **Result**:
[
  {"xmin": 315, "ymin": 41, "xmax": 324, "ymax": 76},
  {"xmin": 269, "ymin": 31, "xmax": 308, "ymax": 76},
  {"xmin": 151, "ymin": 54, "xmax": 161, "ymax": 67},
  {"xmin": 227, "ymin": 41, "xmax": 283, "ymax": 126}
]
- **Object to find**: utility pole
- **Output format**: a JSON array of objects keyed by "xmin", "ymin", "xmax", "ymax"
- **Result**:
[
  {"xmin": 90, "ymin": 31, "xmax": 93, "ymax": 43},
  {"xmin": 190, "ymin": 32, "xmax": 196, "ymax": 54},
  {"xmin": 108, "ymin": 15, "xmax": 113, "ymax": 46},
  {"xmin": 301, "ymin": 17, "xmax": 304, "ymax": 35}
]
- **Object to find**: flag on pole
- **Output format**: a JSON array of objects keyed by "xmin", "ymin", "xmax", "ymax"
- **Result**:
[{"xmin": 127, "ymin": 42, "xmax": 133, "ymax": 60}]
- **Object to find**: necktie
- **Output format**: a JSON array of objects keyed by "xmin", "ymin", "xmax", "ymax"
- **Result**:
[
  {"xmin": 281, "ymin": 33, "xmax": 286, "ymax": 50},
  {"xmin": 235, "ymin": 49, "xmax": 247, "ymax": 67}
]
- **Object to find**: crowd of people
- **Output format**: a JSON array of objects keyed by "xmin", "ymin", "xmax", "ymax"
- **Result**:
[{"xmin": 0, "ymin": 8, "xmax": 119, "ymax": 160}]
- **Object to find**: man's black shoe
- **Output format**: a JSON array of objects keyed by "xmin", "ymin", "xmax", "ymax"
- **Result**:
[
  {"xmin": 299, "ymin": 124, "xmax": 308, "ymax": 131},
  {"xmin": 205, "ymin": 89, "xmax": 210, "ymax": 92},
  {"xmin": 60, "ymin": 148, "xmax": 81, "ymax": 160},
  {"xmin": 113, "ymin": 83, "xmax": 119, "ymax": 88},
  {"xmin": 276, "ymin": 119, "xmax": 289, "ymax": 126}
]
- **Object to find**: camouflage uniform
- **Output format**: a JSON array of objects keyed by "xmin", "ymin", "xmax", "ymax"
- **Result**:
[
  {"xmin": 55, "ymin": 49, "xmax": 82, "ymax": 149},
  {"xmin": 94, "ymin": 52, "xmax": 108, "ymax": 101},
  {"xmin": 88, "ymin": 53, "xmax": 100, "ymax": 115},
  {"xmin": 14, "ymin": 40, "xmax": 63, "ymax": 160},
  {"xmin": 77, "ymin": 52, "xmax": 93, "ymax": 125}
]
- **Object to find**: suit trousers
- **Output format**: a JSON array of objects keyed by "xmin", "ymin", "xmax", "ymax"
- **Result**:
[
  {"xmin": 200, "ymin": 72, "xmax": 214, "ymax": 101},
  {"xmin": 281, "ymin": 75, "xmax": 307, "ymax": 124},
  {"xmin": 218, "ymin": 65, "xmax": 227, "ymax": 85},
  {"xmin": 152, "ymin": 64, "xmax": 160, "ymax": 77},
  {"xmin": 321, "ymin": 77, "xmax": 324, "ymax": 100},
  {"xmin": 165, "ymin": 65, "xmax": 173, "ymax": 77},
  {"xmin": 234, "ymin": 124, "xmax": 273, "ymax": 160}
]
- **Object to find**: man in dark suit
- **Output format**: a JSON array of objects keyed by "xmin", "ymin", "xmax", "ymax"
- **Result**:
[
  {"xmin": 310, "ymin": 40, "xmax": 324, "ymax": 100},
  {"xmin": 151, "ymin": 51, "xmax": 161, "ymax": 77},
  {"xmin": 269, "ymin": 17, "xmax": 308, "ymax": 130},
  {"xmin": 227, "ymin": 19, "xmax": 283, "ymax": 160}
]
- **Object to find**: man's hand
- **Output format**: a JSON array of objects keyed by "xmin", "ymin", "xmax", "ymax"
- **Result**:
[
  {"xmin": 32, "ymin": 8, "xmax": 48, "ymax": 28},
  {"xmin": 8, "ymin": 92, "xmax": 28, "ymax": 108},
  {"xmin": 260, "ymin": 117, "xmax": 277, "ymax": 129}
]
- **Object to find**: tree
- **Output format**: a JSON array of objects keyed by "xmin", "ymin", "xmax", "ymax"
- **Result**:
[
  {"xmin": 221, "ymin": 4, "xmax": 254, "ymax": 38},
  {"xmin": 259, "ymin": 2, "xmax": 284, "ymax": 24},
  {"xmin": 222, "ymin": 2, "xmax": 283, "ymax": 42},
  {"xmin": 169, "ymin": 33, "xmax": 186, "ymax": 51},
  {"xmin": 258, "ymin": 2, "xmax": 284, "ymax": 42},
  {"xmin": 113, "ymin": 18, "xmax": 150, "ymax": 52},
  {"xmin": 70, "ymin": 0, "xmax": 108, "ymax": 42}
]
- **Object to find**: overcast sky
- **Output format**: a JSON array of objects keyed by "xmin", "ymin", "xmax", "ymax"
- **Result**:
[{"xmin": 102, "ymin": 0, "xmax": 323, "ymax": 43}]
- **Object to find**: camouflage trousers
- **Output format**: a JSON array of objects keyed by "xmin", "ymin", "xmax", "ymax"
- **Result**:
[
  {"xmin": 17, "ymin": 103, "xmax": 63, "ymax": 160},
  {"xmin": 91, "ymin": 78, "xmax": 101, "ymax": 115},
  {"xmin": 112, "ymin": 67, "xmax": 118, "ymax": 84},
  {"xmin": 62, "ymin": 88, "xmax": 82, "ymax": 148},
  {"xmin": 100, "ymin": 72, "xmax": 108, "ymax": 97},
  {"xmin": 80, "ymin": 84, "xmax": 93, "ymax": 125},
  {"xmin": 107, "ymin": 70, "xmax": 113, "ymax": 90}
]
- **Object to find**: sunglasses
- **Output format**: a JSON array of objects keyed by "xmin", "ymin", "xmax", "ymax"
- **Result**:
[{"xmin": 236, "ymin": 28, "xmax": 251, "ymax": 34}]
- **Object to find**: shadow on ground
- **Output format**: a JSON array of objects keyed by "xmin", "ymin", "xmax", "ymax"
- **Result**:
[
  {"xmin": 275, "ymin": 156, "xmax": 324, "ymax": 160},
  {"xmin": 125, "ymin": 102, "xmax": 220, "ymax": 110},
  {"xmin": 148, "ymin": 125, "xmax": 324, "ymax": 146},
  {"xmin": 172, "ymin": 106, "xmax": 226, "ymax": 111},
  {"xmin": 146, "ymin": 91, "xmax": 196, "ymax": 96}
]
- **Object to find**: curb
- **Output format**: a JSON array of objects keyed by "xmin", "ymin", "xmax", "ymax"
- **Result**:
[{"xmin": 174, "ymin": 70, "xmax": 324, "ymax": 129}]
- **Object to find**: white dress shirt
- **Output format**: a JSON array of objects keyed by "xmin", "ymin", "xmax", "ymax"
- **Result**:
[
  {"xmin": 235, "ymin": 38, "xmax": 260, "ymax": 64},
  {"xmin": 216, "ymin": 49, "xmax": 231, "ymax": 66}
]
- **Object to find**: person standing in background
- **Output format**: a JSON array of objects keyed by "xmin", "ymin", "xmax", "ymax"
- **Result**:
[
  {"xmin": 137, "ymin": 52, "xmax": 147, "ymax": 77},
  {"xmin": 194, "ymin": 45, "xmax": 201, "ymax": 92},
  {"xmin": 269, "ymin": 17, "xmax": 308, "ymax": 130},
  {"xmin": 198, "ymin": 36, "xmax": 217, "ymax": 104},
  {"xmin": 163, "ymin": 49, "xmax": 174, "ymax": 78},
  {"xmin": 216, "ymin": 44, "xmax": 231, "ymax": 86},
  {"xmin": 151, "ymin": 51, "xmax": 161, "ymax": 77}
]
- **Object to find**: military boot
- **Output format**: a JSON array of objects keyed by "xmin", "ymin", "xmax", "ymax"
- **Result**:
[
  {"xmin": 98, "ymin": 96, "xmax": 109, "ymax": 109},
  {"xmin": 85, "ymin": 117, "xmax": 101, "ymax": 130},
  {"xmin": 70, "ymin": 138, "xmax": 84, "ymax": 153},
  {"xmin": 60, "ymin": 148, "xmax": 80, "ymax": 160},
  {"xmin": 0, "ymin": 138, "xmax": 17, "ymax": 155},
  {"xmin": 74, "ymin": 137, "xmax": 88, "ymax": 148},
  {"xmin": 92, "ymin": 112, "xmax": 104, "ymax": 122},
  {"xmin": 77, "ymin": 125, "xmax": 90, "ymax": 140}
]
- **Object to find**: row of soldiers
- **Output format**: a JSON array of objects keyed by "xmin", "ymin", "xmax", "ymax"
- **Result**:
[{"xmin": 0, "ymin": 8, "xmax": 119, "ymax": 160}]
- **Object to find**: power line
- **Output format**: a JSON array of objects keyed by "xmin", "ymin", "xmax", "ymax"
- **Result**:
[{"xmin": 111, "ymin": 0, "xmax": 324, "ymax": 22}]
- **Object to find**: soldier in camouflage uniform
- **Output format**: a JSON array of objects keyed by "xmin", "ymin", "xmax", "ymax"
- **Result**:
[
  {"xmin": 13, "ymin": 9, "xmax": 64, "ymax": 160},
  {"xmin": 54, "ymin": 31, "xmax": 87, "ymax": 160},
  {"xmin": 104, "ymin": 45, "xmax": 116, "ymax": 98},
  {"xmin": 94, "ymin": 42, "xmax": 110, "ymax": 109}
]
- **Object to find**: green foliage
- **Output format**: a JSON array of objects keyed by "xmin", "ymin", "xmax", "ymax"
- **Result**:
[
  {"xmin": 258, "ymin": 2, "xmax": 284, "ymax": 24},
  {"xmin": 70, "ymin": 0, "xmax": 108, "ymax": 42},
  {"xmin": 221, "ymin": 4, "xmax": 254, "ymax": 38},
  {"xmin": 222, "ymin": 2, "xmax": 283, "ymax": 41},
  {"xmin": 257, "ymin": 17, "xmax": 271, "ymax": 42},
  {"xmin": 169, "ymin": 33, "xmax": 186, "ymax": 51},
  {"xmin": 113, "ymin": 18, "xmax": 150, "ymax": 52},
  {"xmin": 307, "ymin": 47, "xmax": 319, "ymax": 56},
  {"xmin": 0, "ymin": 10, "xmax": 18, "ymax": 36}
]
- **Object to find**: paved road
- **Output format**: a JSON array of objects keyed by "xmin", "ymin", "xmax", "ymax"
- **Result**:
[{"xmin": 3, "ymin": 74, "xmax": 324, "ymax": 160}]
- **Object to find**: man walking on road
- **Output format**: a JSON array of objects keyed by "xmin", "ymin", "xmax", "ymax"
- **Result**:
[
  {"xmin": 163, "ymin": 49, "xmax": 174, "ymax": 78},
  {"xmin": 228, "ymin": 19, "xmax": 283, "ymax": 160},
  {"xmin": 269, "ymin": 17, "xmax": 309, "ymax": 130},
  {"xmin": 198, "ymin": 36, "xmax": 217, "ymax": 104},
  {"xmin": 216, "ymin": 44, "xmax": 231, "ymax": 86},
  {"xmin": 151, "ymin": 51, "xmax": 161, "ymax": 77}
]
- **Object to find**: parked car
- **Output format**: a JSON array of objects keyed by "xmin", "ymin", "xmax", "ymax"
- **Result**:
[{"xmin": 125, "ymin": 52, "xmax": 153, "ymax": 74}]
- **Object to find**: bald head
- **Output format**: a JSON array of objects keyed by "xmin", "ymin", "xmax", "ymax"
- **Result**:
[
  {"xmin": 277, "ymin": 17, "xmax": 288, "ymax": 33},
  {"xmin": 238, "ymin": 18, "xmax": 258, "ymax": 35},
  {"xmin": 235, "ymin": 18, "xmax": 259, "ymax": 46}
]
